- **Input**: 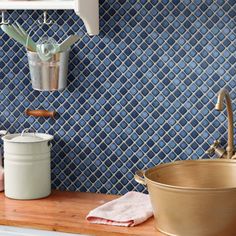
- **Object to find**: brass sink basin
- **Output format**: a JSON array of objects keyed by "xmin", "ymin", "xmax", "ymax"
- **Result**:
[{"xmin": 135, "ymin": 159, "xmax": 236, "ymax": 236}]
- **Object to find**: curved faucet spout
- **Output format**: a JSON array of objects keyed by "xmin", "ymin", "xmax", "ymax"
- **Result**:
[{"xmin": 215, "ymin": 88, "xmax": 234, "ymax": 159}]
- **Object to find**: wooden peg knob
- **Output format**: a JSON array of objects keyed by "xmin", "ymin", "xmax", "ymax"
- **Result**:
[{"xmin": 25, "ymin": 109, "xmax": 56, "ymax": 118}]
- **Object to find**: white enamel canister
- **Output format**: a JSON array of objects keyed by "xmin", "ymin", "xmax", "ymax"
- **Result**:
[{"xmin": 2, "ymin": 129, "xmax": 53, "ymax": 200}]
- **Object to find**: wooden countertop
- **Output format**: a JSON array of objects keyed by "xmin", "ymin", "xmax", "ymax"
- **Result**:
[{"xmin": 0, "ymin": 191, "xmax": 165, "ymax": 236}]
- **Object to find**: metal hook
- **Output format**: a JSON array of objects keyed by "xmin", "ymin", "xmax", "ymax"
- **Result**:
[
  {"xmin": 0, "ymin": 11, "xmax": 9, "ymax": 25},
  {"xmin": 38, "ymin": 11, "xmax": 52, "ymax": 25}
]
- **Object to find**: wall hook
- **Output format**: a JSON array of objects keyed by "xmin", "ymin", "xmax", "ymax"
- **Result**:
[
  {"xmin": 38, "ymin": 11, "xmax": 52, "ymax": 25},
  {"xmin": 0, "ymin": 11, "xmax": 9, "ymax": 25}
]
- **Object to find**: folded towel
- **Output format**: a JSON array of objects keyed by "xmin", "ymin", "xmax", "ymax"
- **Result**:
[{"xmin": 86, "ymin": 191, "xmax": 153, "ymax": 227}]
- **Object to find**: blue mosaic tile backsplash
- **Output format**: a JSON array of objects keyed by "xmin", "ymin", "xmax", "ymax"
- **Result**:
[{"xmin": 0, "ymin": 0, "xmax": 235, "ymax": 194}]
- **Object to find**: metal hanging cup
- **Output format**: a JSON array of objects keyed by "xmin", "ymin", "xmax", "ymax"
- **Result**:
[
  {"xmin": 27, "ymin": 49, "xmax": 69, "ymax": 91},
  {"xmin": 26, "ymin": 23, "xmax": 69, "ymax": 91}
]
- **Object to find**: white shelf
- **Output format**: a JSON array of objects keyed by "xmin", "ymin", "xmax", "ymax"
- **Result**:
[
  {"xmin": 0, "ymin": 0, "xmax": 99, "ymax": 36},
  {"xmin": 0, "ymin": 1, "xmax": 74, "ymax": 10}
]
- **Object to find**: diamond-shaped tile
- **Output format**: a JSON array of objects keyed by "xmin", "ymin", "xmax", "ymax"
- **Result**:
[{"xmin": 0, "ymin": 0, "xmax": 235, "ymax": 194}]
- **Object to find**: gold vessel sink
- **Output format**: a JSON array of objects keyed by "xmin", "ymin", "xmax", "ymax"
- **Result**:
[{"xmin": 135, "ymin": 159, "xmax": 236, "ymax": 236}]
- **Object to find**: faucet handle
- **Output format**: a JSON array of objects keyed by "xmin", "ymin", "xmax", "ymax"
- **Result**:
[{"xmin": 206, "ymin": 140, "xmax": 221, "ymax": 155}]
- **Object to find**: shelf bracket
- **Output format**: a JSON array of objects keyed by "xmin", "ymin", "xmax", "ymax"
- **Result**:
[{"xmin": 75, "ymin": 0, "xmax": 99, "ymax": 36}]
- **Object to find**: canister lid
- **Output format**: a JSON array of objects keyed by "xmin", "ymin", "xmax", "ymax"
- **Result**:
[
  {"xmin": 2, "ymin": 129, "xmax": 53, "ymax": 143},
  {"xmin": 11, "ymin": 134, "xmax": 44, "ymax": 143}
]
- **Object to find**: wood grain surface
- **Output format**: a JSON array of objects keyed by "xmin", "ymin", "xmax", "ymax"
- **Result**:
[
  {"xmin": 25, "ymin": 109, "xmax": 56, "ymax": 118},
  {"xmin": 0, "ymin": 191, "xmax": 164, "ymax": 236}
]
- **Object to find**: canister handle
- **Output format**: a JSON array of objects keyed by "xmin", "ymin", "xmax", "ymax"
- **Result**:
[
  {"xmin": 21, "ymin": 128, "xmax": 36, "ymax": 137},
  {"xmin": 0, "ymin": 130, "xmax": 8, "ymax": 137},
  {"xmin": 134, "ymin": 170, "xmax": 146, "ymax": 186},
  {"xmin": 48, "ymin": 141, "xmax": 53, "ymax": 148}
]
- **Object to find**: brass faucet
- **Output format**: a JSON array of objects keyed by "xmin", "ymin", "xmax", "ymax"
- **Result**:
[{"xmin": 207, "ymin": 88, "xmax": 236, "ymax": 159}]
